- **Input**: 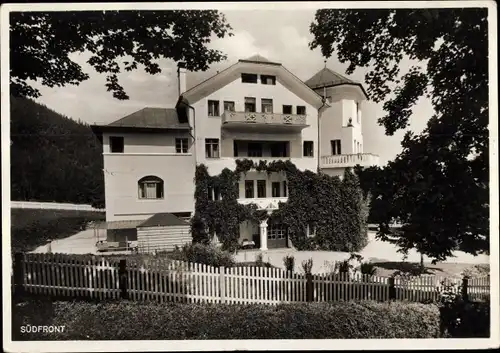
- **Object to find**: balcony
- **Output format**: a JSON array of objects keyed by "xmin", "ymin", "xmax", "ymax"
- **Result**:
[
  {"xmin": 238, "ymin": 197, "xmax": 288, "ymax": 211},
  {"xmin": 221, "ymin": 111, "xmax": 308, "ymax": 133},
  {"xmin": 320, "ymin": 153, "xmax": 380, "ymax": 169}
]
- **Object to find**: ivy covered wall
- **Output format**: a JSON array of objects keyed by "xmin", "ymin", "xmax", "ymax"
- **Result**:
[{"xmin": 191, "ymin": 159, "xmax": 369, "ymax": 252}]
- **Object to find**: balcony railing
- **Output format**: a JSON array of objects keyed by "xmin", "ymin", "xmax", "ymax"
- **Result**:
[
  {"xmin": 320, "ymin": 153, "xmax": 380, "ymax": 168},
  {"xmin": 221, "ymin": 111, "xmax": 308, "ymax": 132},
  {"xmin": 238, "ymin": 197, "xmax": 288, "ymax": 211}
]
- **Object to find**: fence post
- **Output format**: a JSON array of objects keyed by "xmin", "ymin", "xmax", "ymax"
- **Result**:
[
  {"xmin": 306, "ymin": 273, "xmax": 313, "ymax": 302},
  {"xmin": 219, "ymin": 267, "xmax": 226, "ymax": 304},
  {"xmin": 462, "ymin": 276, "xmax": 469, "ymax": 302},
  {"xmin": 388, "ymin": 276, "xmax": 396, "ymax": 300},
  {"xmin": 13, "ymin": 252, "xmax": 25, "ymax": 298},
  {"xmin": 119, "ymin": 259, "xmax": 128, "ymax": 299}
]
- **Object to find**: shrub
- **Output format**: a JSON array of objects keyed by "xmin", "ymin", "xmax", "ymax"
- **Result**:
[
  {"xmin": 12, "ymin": 300, "xmax": 441, "ymax": 340},
  {"xmin": 256, "ymin": 253, "xmax": 264, "ymax": 266},
  {"xmin": 170, "ymin": 243, "xmax": 235, "ymax": 268},
  {"xmin": 301, "ymin": 258, "xmax": 313, "ymax": 274},
  {"xmin": 360, "ymin": 262, "xmax": 377, "ymax": 276},
  {"xmin": 437, "ymin": 281, "xmax": 490, "ymax": 338},
  {"xmin": 283, "ymin": 255, "xmax": 295, "ymax": 273}
]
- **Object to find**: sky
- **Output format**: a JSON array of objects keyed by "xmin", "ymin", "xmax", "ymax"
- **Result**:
[{"xmin": 31, "ymin": 9, "xmax": 433, "ymax": 166}]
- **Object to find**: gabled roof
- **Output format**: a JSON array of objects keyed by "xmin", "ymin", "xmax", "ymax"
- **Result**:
[
  {"xmin": 138, "ymin": 213, "xmax": 189, "ymax": 228},
  {"xmin": 108, "ymin": 107, "xmax": 189, "ymax": 129},
  {"xmin": 180, "ymin": 55, "xmax": 326, "ymax": 109},
  {"xmin": 305, "ymin": 67, "xmax": 368, "ymax": 99}
]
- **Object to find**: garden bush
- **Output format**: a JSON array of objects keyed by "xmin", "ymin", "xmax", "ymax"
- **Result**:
[
  {"xmin": 170, "ymin": 243, "xmax": 235, "ymax": 268},
  {"xmin": 12, "ymin": 300, "xmax": 441, "ymax": 340},
  {"xmin": 283, "ymin": 255, "xmax": 295, "ymax": 273}
]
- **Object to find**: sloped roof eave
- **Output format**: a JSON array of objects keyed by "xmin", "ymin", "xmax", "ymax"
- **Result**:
[{"xmin": 183, "ymin": 62, "xmax": 327, "ymax": 109}]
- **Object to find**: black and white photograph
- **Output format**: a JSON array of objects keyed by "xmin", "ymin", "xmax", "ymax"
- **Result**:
[{"xmin": 2, "ymin": 1, "xmax": 498, "ymax": 351}]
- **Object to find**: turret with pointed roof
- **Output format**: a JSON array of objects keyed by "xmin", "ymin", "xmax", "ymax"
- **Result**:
[{"xmin": 305, "ymin": 67, "xmax": 368, "ymax": 99}]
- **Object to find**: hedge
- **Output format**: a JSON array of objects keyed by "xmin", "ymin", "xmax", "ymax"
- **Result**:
[{"xmin": 12, "ymin": 300, "xmax": 440, "ymax": 340}]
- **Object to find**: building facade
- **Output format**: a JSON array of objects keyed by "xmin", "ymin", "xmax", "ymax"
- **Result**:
[{"xmin": 91, "ymin": 55, "xmax": 379, "ymax": 252}]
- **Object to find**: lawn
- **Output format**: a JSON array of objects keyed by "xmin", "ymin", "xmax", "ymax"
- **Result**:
[{"xmin": 10, "ymin": 208, "xmax": 105, "ymax": 254}]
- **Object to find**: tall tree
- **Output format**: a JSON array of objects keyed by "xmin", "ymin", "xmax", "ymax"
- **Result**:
[
  {"xmin": 311, "ymin": 8, "xmax": 489, "ymax": 262},
  {"xmin": 10, "ymin": 96, "xmax": 105, "ymax": 207},
  {"xmin": 10, "ymin": 10, "xmax": 232, "ymax": 99}
]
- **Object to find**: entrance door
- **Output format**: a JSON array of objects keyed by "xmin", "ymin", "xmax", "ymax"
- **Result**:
[{"xmin": 267, "ymin": 223, "xmax": 288, "ymax": 248}]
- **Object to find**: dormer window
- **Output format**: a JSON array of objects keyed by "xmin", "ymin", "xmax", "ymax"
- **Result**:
[
  {"xmin": 241, "ymin": 73, "xmax": 258, "ymax": 84},
  {"xmin": 261, "ymin": 75, "xmax": 276, "ymax": 85}
]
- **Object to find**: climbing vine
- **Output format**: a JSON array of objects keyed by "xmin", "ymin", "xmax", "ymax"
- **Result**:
[{"xmin": 191, "ymin": 159, "xmax": 369, "ymax": 252}]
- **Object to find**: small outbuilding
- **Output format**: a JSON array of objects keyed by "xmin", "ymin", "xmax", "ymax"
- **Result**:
[{"xmin": 136, "ymin": 213, "xmax": 191, "ymax": 253}]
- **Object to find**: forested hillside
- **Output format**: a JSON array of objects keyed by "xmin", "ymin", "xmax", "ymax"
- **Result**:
[{"xmin": 10, "ymin": 96, "xmax": 105, "ymax": 207}]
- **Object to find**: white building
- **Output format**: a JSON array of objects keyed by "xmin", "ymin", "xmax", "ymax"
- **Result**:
[{"xmin": 91, "ymin": 55, "xmax": 379, "ymax": 252}]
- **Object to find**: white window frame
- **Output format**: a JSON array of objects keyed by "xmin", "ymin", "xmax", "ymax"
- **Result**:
[
  {"xmin": 208, "ymin": 100, "xmax": 220, "ymax": 117},
  {"xmin": 261, "ymin": 98, "xmax": 273, "ymax": 113},
  {"xmin": 205, "ymin": 138, "xmax": 220, "ymax": 158},
  {"xmin": 223, "ymin": 101, "xmax": 235, "ymax": 112},
  {"xmin": 303, "ymin": 140, "xmax": 314, "ymax": 157},
  {"xmin": 175, "ymin": 138, "xmax": 189, "ymax": 154},
  {"xmin": 245, "ymin": 97, "xmax": 257, "ymax": 113},
  {"xmin": 271, "ymin": 181, "xmax": 281, "ymax": 197},
  {"xmin": 331, "ymin": 140, "xmax": 342, "ymax": 155},
  {"xmin": 138, "ymin": 176, "xmax": 164, "ymax": 200}
]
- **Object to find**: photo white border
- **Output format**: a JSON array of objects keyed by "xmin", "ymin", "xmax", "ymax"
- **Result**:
[{"xmin": 1, "ymin": 1, "xmax": 498, "ymax": 351}]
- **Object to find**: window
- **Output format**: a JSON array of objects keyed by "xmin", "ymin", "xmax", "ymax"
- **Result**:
[
  {"xmin": 109, "ymin": 136, "xmax": 124, "ymax": 153},
  {"xmin": 270, "ymin": 142, "xmax": 288, "ymax": 157},
  {"xmin": 245, "ymin": 180, "xmax": 255, "ymax": 198},
  {"xmin": 248, "ymin": 142, "xmax": 263, "ymax": 157},
  {"xmin": 208, "ymin": 100, "xmax": 220, "ymax": 116},
  {"xmin": 331, "ymin": 140, "xmax": 341, "ymax": 155},
  {"xmin": 268, "ymin": 223, "xmax": 287, "ymax": 239},
  {"xmin": 261, "ymin": 98, "xmax": 273, "ymax": 113},
  {"xmin": 354, "ymin": 139, "xmax": 357, "ymax": 153},
  {"xmin": 261, "ymin": 75, "xmax": 276, "ymax": 85},
  {"xmin": 283, "ymin": 181, "xmax": 287, "ymax": 197},
  {"xmin": 307, "ymin": 223, "xmax": 316, "ymax": 238},
  {"xmin": 356, "ymin": 102, "xmax": 361, "ymax": 123},
  {"xmin": 223, "ymin": 101, "xmax": 235, "ymax": 112},
  {"xmin": 303, "ymin": 141, "xmax": 314, "ymax": 157},
  {"xmin": 297, "ymin": 106, "xmax": 306, "ymax": 115},
  {"xmin": 282, "ymin": 105, "xmax": 292, "ymax": 114},
  {"xmin": 245, "ymin": 97, "xmax": 256, "ymax": 113},
  {"xmin": 233, "ymin": 141, "xmax": 239, "ymax": 157},
  {"xmin": 241, "ymin": 73, "xmax": 258, "ymax": 83},
  {"xmin": 208, "ymin": 186, "xmax": 221, "ymax": 201},
  {"xmin": 175, "ymin": 138, "xmax": 188, "ymax": 154},
  {"xmin": 272, "ymin": 182, "xmax": 281, "ymax": 197},
  {"xmin": 205, "ymin": 138, "xmax": 220, "ymax": 158},
  {"xmin": 138, "ymin": 176, "xmax": 164, "ymax": 199},
  {"xmin": 257, "ymin": 180, "xmax": 266, "ymax": 198}
]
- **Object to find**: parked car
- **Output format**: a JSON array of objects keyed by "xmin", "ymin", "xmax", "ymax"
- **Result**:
[{"xmin": 240, "ymin": 239, "xmax": 256, "ymax": 250}]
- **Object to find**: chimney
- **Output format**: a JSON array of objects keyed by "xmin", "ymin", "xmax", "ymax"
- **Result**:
[{"xmin": 177, "ymin": 62, "xmax": 187, "ymax": 96}]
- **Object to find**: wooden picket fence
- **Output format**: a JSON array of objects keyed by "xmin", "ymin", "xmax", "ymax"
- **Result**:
[{"xmin": 13, "ymin": 253, "xmax": 490, "ymax": 304}]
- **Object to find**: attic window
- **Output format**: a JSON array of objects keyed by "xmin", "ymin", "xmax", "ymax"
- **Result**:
[
  {"xmin": 242, "ymin": 73, "xmax": 258, "ymax": 84},
  {"xmin": 261, "ymin": 75, "xmax": 276, "ymax": 85}
]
